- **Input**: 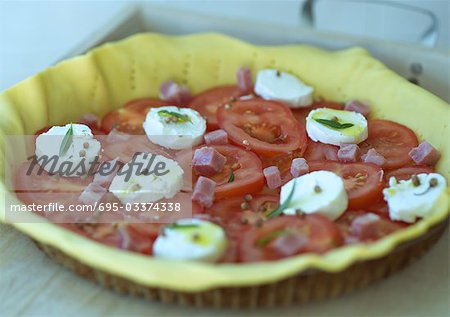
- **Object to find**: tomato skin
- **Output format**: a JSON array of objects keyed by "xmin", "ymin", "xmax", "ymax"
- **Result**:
[
  {"xmin": 193, "ymin": 145, "xmax": 265, "ymax": 199},
  {"xmin": 217, "ymin": 98, "xmax": 306, "ymax": 156},
  {"xmin": 385, "ymin": 166, "xmax": 434, "ymax": 182},
  {"xmin": 239, "ymin": 215, "xmax": 343, "ymax": 262},
  {"xmin": 360, "ymin": 120, "xmax": 418, "ymax": 169},
  {"xmin": 189, "ymin": 85, "xmax": 244, "ymax": 130},
  {"xmin": 101, "ymin": 98, "xmax": 169, "ymax": 134},
  {"xmin": 308, "ymin": 161, "xmax": 384, "ymax": 210}
]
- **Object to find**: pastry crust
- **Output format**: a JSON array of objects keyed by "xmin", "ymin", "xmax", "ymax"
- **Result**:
[{"xmin": 0, "ymin": 33, "xmax": 449, "ymax": 295}]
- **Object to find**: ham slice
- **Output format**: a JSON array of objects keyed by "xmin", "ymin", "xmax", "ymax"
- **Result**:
[
  {"xmin": 93, "ymin": 158, "xmax": 121, "ymax": 188},
  {"xmin": 78, "ymin": 113, "xmax": 99, "ymax": 129},
  {"xmin": 204, "ymin": 129, "xmax": 228, "ymax": 145},
  {"xmin": 337, "ymin": 144, "xmax": 360, "ymax": 163},
  {"xmin": 350, "ymin": 213, "xmax": 381, "ymax": 240},
  {"xmin": 361, "ymin": 148, "xmax": 386, "ymax": 166},
  {"xmin": 409, "ymin": 141, "xmax": 441, "ymax": 166},
  {"xmin": 290, "ymin": 158, "xmax": 309, "ymax": 178},
  {"xmin": 192, "ymin": 176, "xmax": 216, "ymax": 208},
  {"xmin": 192, "ymin": 147, "xmax": 226, "ymax": 177},
  {"xmin": 263, "ymin": 166, "xmax": 282, "ymax": 189},
  {"xmin": 160, "ymin": 80, "xmax": 192, "ymax": 105},
  {"xmin": 344, "ymin": 100, "xmax": 370, "ymax": 116},
  {"xmin": 106, "ymin": 129, "xmax": 130, "ymax": 143},
  {"xmin": 79, "ymin": 182, "xmax": 107, "ymax": 205},
  {"xmin": 236, "ymin": 67, "xmax": 253, "ymax": 94}
]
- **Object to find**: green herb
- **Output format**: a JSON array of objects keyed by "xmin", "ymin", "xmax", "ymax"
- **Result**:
[
  {"xmin": 167, "ymin": 223, "xmax": 199, "ymax": 230},
  {"xmin": 256, "ymin": 229, "xmax": 289, "ymax": 247},
  {"xmin": 265, "ymin": 182, "xmax": 296, "ymax": 219},
  {"xmin": 59, "ymin": 123, "xmax": 74, "ymax": 156},
  {"xmin": 228, "ymin": 171, "xmax": 235, "ymax": 183},
  {"xmin": 315, "ymin": 118, "xmax": 354, "ymax": 129},
  {"xmin": 158, "ymin": 110, "xmax": 192, "ymax": 123}
]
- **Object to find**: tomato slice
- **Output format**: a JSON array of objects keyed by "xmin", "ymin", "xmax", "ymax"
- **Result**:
[
  {"xmin": 217, "ymin": 99, "xmax": 307, "ymax": 156},
  {"xmin": 359, "ymin": 120, "xmax": 418, "ymax": 169},
  {"xmin": 292, "ymin": 100, "xmax": 344, "ymax": 124},
  {"xmin": 193, "ymin": 145, "xmax": 265, "ymax": 199},
  {"xmin": 385, "ymin": 166, "xmax": 434, "ymax": 182},
  {"xmin": 308, "ymin": 161, "xmax": 384, "ymax": 210},
  {"xmin": 189, "ymin": 85, "xmax": 244, "ymax": 130},
  {"xmin": 239, "ymin": 215, "xmax": 343, "ymax": 262},
  {"xmin": 100, "ymin": 98, "xmax": 169, "ymax": 134}
]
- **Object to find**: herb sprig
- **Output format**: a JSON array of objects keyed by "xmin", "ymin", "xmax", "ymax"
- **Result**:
[
  {"xmin": 166, "ymin": 223, "xmax": 199, "ymax": 230},
  {"xmin": 315, "ymin": 118, "xmax": 354, "ymax": 129},
  {"xmin": 265, "ymin": 182, "xmax": 296, "ymax": 219},
  {"xmin": 228, "ymin": 171, "xmax": 235, "ymax": 183},
  {"xmin": 158, "ymin": 110, "xmax": 192, "ymax": 123},
  {"xmin": 59, "ymin": 123, "xmax": 74, "ymax": 156}
]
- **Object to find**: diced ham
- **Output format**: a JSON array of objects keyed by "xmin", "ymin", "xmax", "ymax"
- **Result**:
[
  {"xmin": 271, "ymin": 234, "xmax": 308, "ymax": 256},
  {"xmin": 323, "ymin": 144, "xmax": 339, "ymax": 161},
  {"xmin": 337, "ymin": 144, "xmax": 360, "ymax": 163},
  {"xmin": 361, "ymin": 148, "xmax": 386, "ymax": 166},
  {"xmin": 344, "ymin": 100, "xmax": 370, "ymax": 116},
  {"xmin": 160, "ymin": 80, "xmax": 192, "ymax": 105},
  {"xmin": 93, "ymin": 158, "xmax": 121, "ymax": 188},
  {"xmin": 409, "ymin": 141, "xmax": 441, "ymax": 166},
  {"xmin": 78, "ymin": 113, "xmax": 99, "ymax": 129},
  {"xmin": 204, "ymin": 129, "xmax": 228, "ymax": 145},
  {"xmin": 192, "ymin": 176, "xmax": 216, "ymax": 208},
  {"xmin": 263, "ymin": 166, "xmax": 282, "ymax": 189},
  {"xmin": 236, "ymin": 67, "xmax": 253, "ymax": 94},
  {"xmin": 106, "ymin": 129, "xmax": 130, "ymax": 143},
  {"xmin": 290, "ymin": 158, "xmax": 309, "ymax": 178},
  {"xmin": 79, "ymin": 182, "xmax": 107, "ymax": 205},
  {"xmin": 192, "ymin": 147, "xmax": 226, "ymax": 177},
  {"xmin": 350, "ymin": 213, "xmax": 381, "ymax": 240}
]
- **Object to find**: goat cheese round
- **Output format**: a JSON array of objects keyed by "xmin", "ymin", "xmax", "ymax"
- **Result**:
[
  {"xmin": 254, "ymin": 69, "xmax": 314, "ymax": 108},
  {"xmin": 383, "ymin": 173, "xmax": 448, "ymax": 223},
  {"xmin": 306, "ymin": 108, "xmax": 368, "ymax": 146},
  {"xmin": 280, "ymin": 170, "xmax": 348, "ymax": 220},
  {"xmin": 153, "ymin": 218, "xmax": 227, "ymax": 262},
  {"xmin": 35, "ymin": 123, "xmax": 101, "ymax": 177},
  {"xmin": 109, "ymin": 152, "xmax": 184, "ymax": 204},
  {"xmin": 143, "ymin": 106, "xmax": 206, "ymax": 150}
]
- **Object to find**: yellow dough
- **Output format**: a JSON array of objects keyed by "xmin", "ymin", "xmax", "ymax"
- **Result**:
[{"xmin": 0, "ymin": 33, "xmax": 449, "ymax": 291}]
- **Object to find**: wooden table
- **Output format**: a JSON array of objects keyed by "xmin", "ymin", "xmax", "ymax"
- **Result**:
[{"xmin": 1, "ymin": 223, "xmax": 448, "ymax": 317}]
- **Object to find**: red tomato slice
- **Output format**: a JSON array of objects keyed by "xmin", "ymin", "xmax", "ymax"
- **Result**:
[
  {"xmin": 217, "ymin": 99, "xmax": 307, "ymax": 156},
  {"xmin": 100, "ymin": 99, "xmax": 169, "ymax": 134},
  {"xmin": 189, "ymin": 85, "xmax": 244, "ymax": 130},
  {"xmin": 292, "ymin": 100, "xmax": 344, "ymax": 124},
  {"xmin": 193, "ymin": 145, "xmax": 265, "ymax": 199},
  {"xmin": 239, "ymin": 215, "xmax": 343, "ymax": 262},
  {"xmin": 308, "ymin": 161, "xmax": 384, "ymax": 210},
  {"xmin": 385, "ymin": 166, "xmax": 434, "ymax": 182},
  {"xmin": 359, "ymin": 120, "xmax": 418, "ymax": 169}
]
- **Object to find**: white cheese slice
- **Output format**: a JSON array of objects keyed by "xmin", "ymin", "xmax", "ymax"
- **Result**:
[
  {"xmin": 306, "ymin": 108, "xmax": 368, "ymax": 145},
  {"xmin": 35, "ymin": 123, "xmax": 101, "ymax": 177},
  {"xmin": 280, "ymin": 170, "xmax": 348, "ymax": 220},
  {"xmin": 153, "ymin": 218, "xmax": 227, "ymax": 262},
  {"xmin": 109, "ymin": 153, "xmax": 184, "ymax": 204},
  {"xmin": 254, "ymin": 69, "xmax": 314, "ymax": 108},
  {"xmin": 143, "ymin": 106, "xmax": 206, "ymax": 150},
  {"xmin": 383, "ymin": 173, "xmax": 447, "ymax": 223}
]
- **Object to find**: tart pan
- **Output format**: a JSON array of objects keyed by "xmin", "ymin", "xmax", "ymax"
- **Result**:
[{"xmin": 0, "ymin": 33, "xmax": 449, "ymax": 307}]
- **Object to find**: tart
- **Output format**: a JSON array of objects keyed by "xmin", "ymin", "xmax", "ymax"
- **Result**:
[{"xmin": 0, "ymin": 33, "xmax": 449, "ymax": 307}]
